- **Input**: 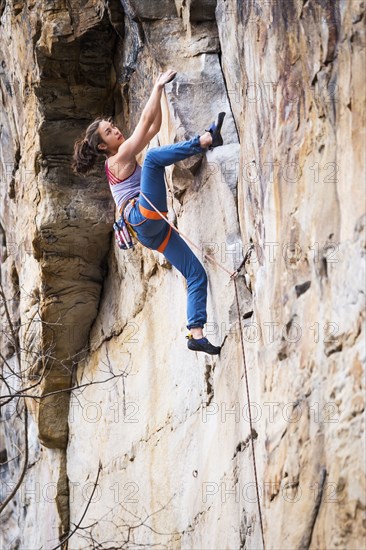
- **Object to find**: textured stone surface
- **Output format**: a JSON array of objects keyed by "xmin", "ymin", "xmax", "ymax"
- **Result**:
[{"xmin": 0, "ymin": 0, "xmax": 365, "ymax": 549}]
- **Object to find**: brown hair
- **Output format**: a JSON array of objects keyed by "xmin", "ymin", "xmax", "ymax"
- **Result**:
[{"xmin": 72, "ymin": 117, "xmax": 108, "ymax": 175}]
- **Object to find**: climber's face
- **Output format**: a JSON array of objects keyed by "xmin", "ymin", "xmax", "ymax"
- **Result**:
[{"xmin": 97, "ymin": 120, "xmax": 125, "ymax": 154}]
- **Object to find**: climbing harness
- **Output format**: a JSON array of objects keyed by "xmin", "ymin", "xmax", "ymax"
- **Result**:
[
  {"xmin": 137, "ymin": 191, "xmax": 266, "ymax": 549},
  {"xmin": 113, "ymin": 193, "xmax": 174, "ymax": 253},
  {"xmin": 113, "ymin": 199, "xmax": 138, "ymax": 250},
  {"xmin": 136, "ymin": 201, "xmax": 172, "ymax": 253},
  {"xmin": 113, "ymin": 216, "xmax": 134, "ymax": 250}
]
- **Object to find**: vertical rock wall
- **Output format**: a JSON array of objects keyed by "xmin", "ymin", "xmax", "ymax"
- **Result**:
[
  {"xmin": 216, "ymin": 1, "xmax": 365, "ymax": 548},
  {"xmin": 0, "ymin": 1, "xmax": 365, "ymax": 549}
]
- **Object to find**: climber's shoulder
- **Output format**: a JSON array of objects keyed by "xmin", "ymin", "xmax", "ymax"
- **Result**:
[{"xmin": 107, "ymin": 152, "xmax": 137, "ymax": 182}]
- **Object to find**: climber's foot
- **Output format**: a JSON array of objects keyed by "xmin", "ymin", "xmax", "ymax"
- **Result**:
[
  {"xmin": 205, "ymin": 112, "xmax": 226, "ymax": 150},
  {"xmin": 186, "ymin": 334, "xmax": 221, "ymax": 355}
]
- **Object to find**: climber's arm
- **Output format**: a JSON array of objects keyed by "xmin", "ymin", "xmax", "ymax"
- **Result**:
[
  {"xmin": 143, "ymin": 109, "xmax": 163, "ymax": 142},
  {"xmin": 114, "ymin": 70, "xmax": 175, "ymax": 162}
]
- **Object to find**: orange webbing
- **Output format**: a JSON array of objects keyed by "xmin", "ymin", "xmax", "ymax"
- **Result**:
[
  {"xmin": 157, "ymin": 226, "xmax": 172, "ymax": 253},
  {"xmin": 139, "ymin": 203, "xmax": 168, "ymax": 220}
]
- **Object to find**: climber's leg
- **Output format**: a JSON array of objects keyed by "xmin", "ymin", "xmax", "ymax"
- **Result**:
[
  {"xmin": 129, "ymin": 136, "xmax": 203, "ymax": 242},
  {"xmin": 163, "ymin": 230, "xmax": 221, "ymax": 355},
  {"xmin": 128, "ymin": 135, "xmax": 204, "ymax": 247},
  {"xmin": 139, "ymin": 136, "xmax": 203, "ymax": 212},
  {"xmin": 138, "ymin": 115, "xmax": 225, "ymax": 211},
  {"xmin": 163, "ymin": 229, "xmax": 207, "ymax": 329}
]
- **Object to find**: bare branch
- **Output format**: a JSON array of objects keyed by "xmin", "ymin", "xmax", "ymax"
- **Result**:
[
  {"xmin": 0, "ymin": 401, "xmax": 29, "ymax": 515},
  {"xmin": 0, "ymin": 282, "xmax": 20, "ymax": 368},
  {"xmin": 49, "ymin": 460, "xmax": 103, "ymax": 550},
  {"xmin": 0, "ymin": 372, "xmax": 129, "ymax": 404}
]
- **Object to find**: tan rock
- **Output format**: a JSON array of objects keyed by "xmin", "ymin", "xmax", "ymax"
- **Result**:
[{"xmin": 0, "ymin": 1, "xmax": 364, "ymax": 549}]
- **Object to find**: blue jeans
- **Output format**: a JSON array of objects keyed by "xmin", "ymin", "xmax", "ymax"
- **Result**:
[{"xmin": 128, "ymin": 136, "xmax": 207, "ymax": 329}]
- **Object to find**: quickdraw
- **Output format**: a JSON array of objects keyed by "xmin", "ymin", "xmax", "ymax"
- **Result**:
[{"xmin": 113, "ymin": 199, "xmax": 138, "ymax": 250}]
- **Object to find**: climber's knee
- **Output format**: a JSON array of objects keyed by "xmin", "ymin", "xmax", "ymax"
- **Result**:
[
  {"xmin": 144, "ymin": 147, "xmax": 160, "ymax": 166},
  {"xmin": 189, "ymin": 260, "xmax": 207, "ymax": 290},
  {"xmin": 198, "ymin": 264, "xmax": 208, "ymax": 286}
]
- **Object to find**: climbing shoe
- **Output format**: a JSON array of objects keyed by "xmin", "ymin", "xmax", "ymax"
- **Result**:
[
  {"xmin": 205, "ymin": 112, "xmax": 226, "ymax": 150},
  {"xmin": 186, "ymin": 334, "xmax": 221, "ymax": 355}
]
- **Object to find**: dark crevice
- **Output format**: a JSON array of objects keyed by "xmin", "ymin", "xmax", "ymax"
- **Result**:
[
  {"xmin": 0, "ymin": 222, "xmax": 7, "ymax": 261},
  {"xmin": 117, "ymin": 0, "xmax": 145, "ymax": 82},
  {"xmin": 0, "ymin": 0, "xmax": 5, "ymax": 20},
  {"xmin": 233, "ymin": 429, "xmax": 258, "ymax": 460},
  {"xmin": 204, "ymin": 362, "xmax": 214, "ymax": 405},
  {"xmin": 324, "ymin": 342, "xmax": 343, "ymax": 357},
  {"xmin": 295, "ymin": 280, "xmax": 311, "ymax": 298},
  {"xmin": 243, "ymin": 310, "xmax": 253, "ymax": 319},
  {"xmin": 217, "ymin": 51, "xmax": 240, "ymax": 143},
  {"xmin": 299, "ymin": 467, "xmax": 327, "ymax": 548}
]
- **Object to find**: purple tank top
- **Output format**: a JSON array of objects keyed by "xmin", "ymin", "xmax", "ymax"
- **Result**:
[{"xmin": 105, "ymin": 160, "xmax": 142, "ymax": 211}]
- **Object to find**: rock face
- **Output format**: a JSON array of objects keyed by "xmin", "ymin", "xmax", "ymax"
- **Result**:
[{"xmin": 0, "ymin": 1, "xmax": 365, "ymax": 549}]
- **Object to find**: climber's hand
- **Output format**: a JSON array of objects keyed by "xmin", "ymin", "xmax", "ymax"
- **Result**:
[{"xmin": 155, "ymin": 70, "xmax": 177, "ymax": 88}]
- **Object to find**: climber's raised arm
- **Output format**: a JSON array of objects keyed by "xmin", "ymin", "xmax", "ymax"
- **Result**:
[
  {"xmin": 143, "ymin": 110, "xmax": 163, "ymax": 143},
  {"xmin": 112, "ymin": 70, "xmax": 176, "ymax": 162}
]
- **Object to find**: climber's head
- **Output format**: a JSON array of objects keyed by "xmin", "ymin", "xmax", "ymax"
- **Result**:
[
  {"xmin": 97, "ymin": 119, "xmax": 125, "ymax": 155},
  {"xmin": 72, "ymin": 117, "xmax": 124, "ymax": 175}
]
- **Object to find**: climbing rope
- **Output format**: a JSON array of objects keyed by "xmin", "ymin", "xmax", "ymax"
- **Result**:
[
  {"xmin": 139, "ymin": 191, "xmax": 234, "ymax": 275},
  {"xmin": 233, "ymin": 275, "xmax": 266, "ymax": 550},
  {"xmin": 137, "ymin": 191, "xmax": 266, "ymax": 549}
]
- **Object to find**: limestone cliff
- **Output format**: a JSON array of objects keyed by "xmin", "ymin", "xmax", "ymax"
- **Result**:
[{"xmin": 0, "ymin": 1, "xmax": 365, "ymax": 549}]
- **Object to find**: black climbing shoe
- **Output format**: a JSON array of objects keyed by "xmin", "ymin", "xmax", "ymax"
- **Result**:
[
  {"xmin": 186, "ymin": 334, "xmax": 221, "ymax": 355},
  {"xmin": 205, "ymin": 112, "xmax": 226, "ymax": 150}
]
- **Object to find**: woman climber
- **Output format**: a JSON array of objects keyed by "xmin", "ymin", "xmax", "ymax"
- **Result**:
[{"xmin": 72, "ymin": 70, "xmax": 225, "ymax": 355}]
